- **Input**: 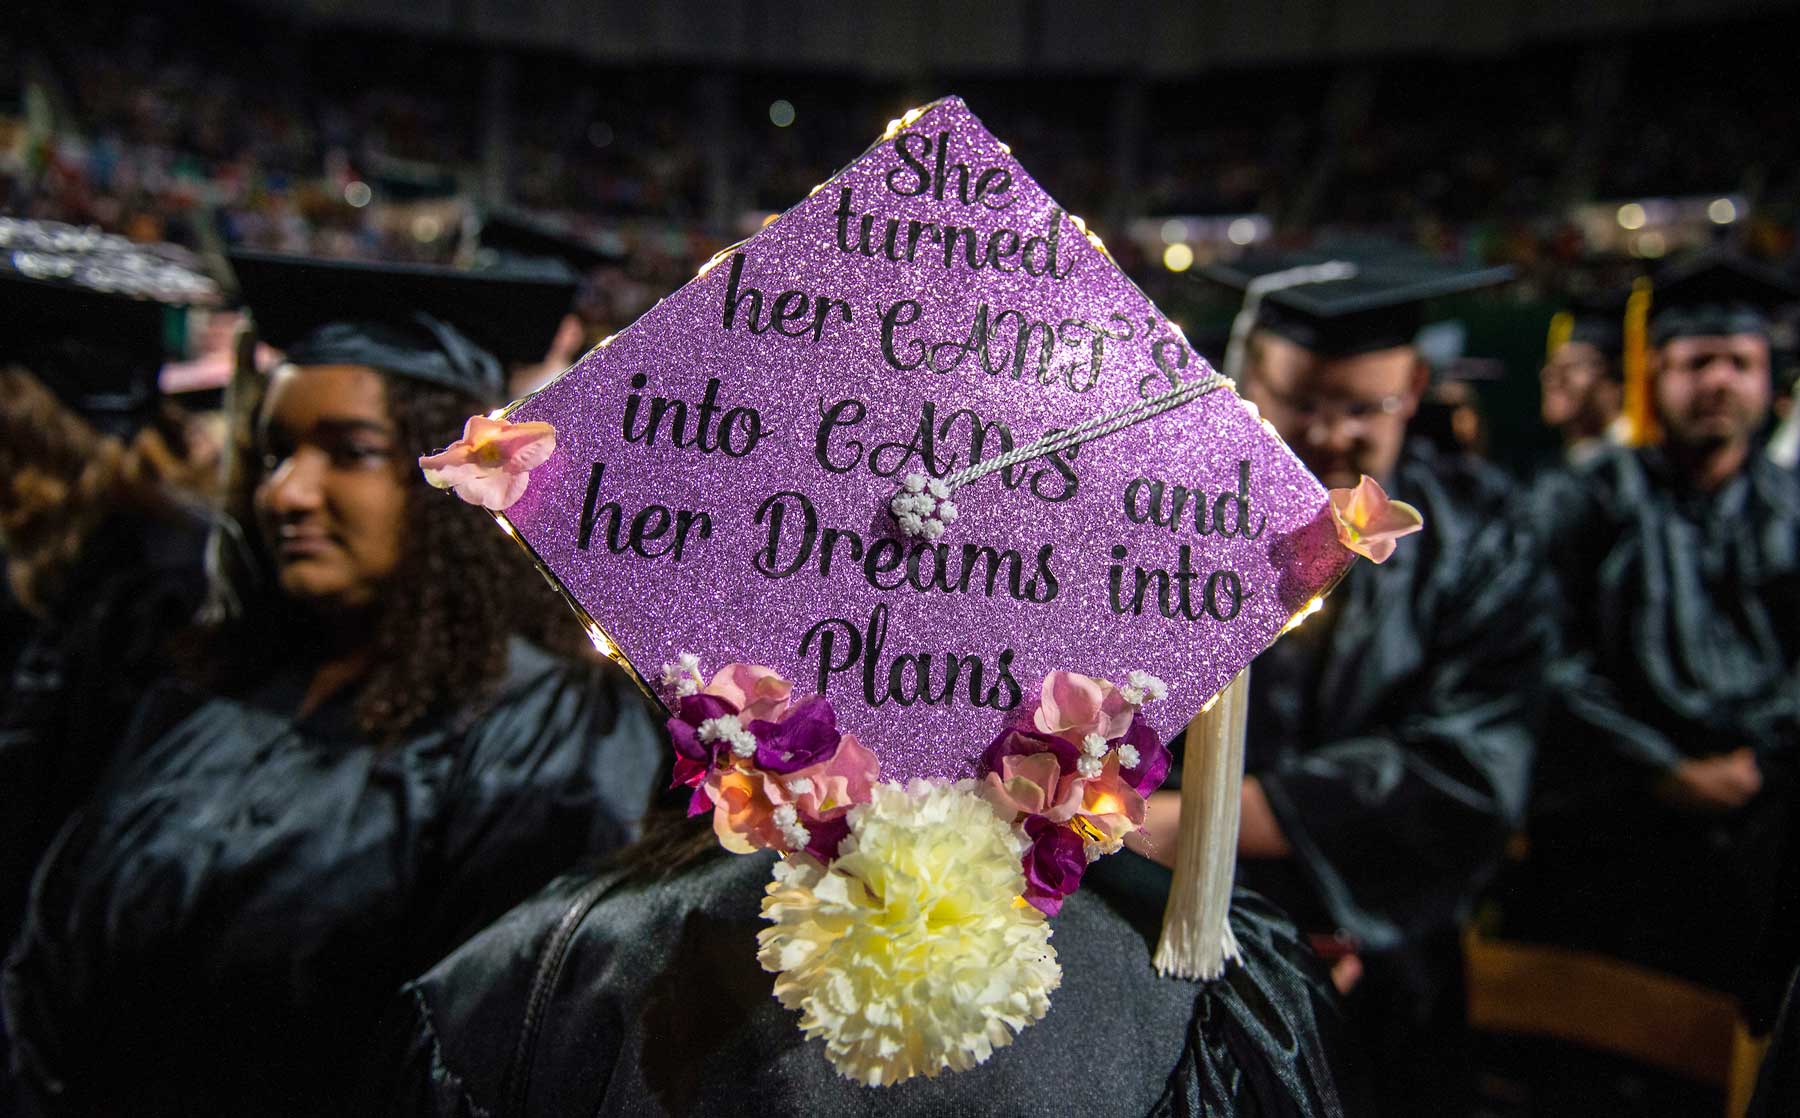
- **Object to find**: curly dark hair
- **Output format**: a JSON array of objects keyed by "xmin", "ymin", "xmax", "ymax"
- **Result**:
[
  {"xmin": 0, "ymin": 367, "xmax": 208, "ymax": 618},
  {"xmin": 200, "ymin": 368, "xmax": 588, "ymax": 741}
]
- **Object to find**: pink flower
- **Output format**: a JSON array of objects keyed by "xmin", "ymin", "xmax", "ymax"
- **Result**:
[
  {"xmin": 1328, "ymin": 476, "xmax": 1423, "ymax": 565},
  {"xmin": 704, "ymin": 663, "xmax": 795, "ymax": 725},
  {"xmin": 1044, "ymin": 757, "xmax": 1146, "ymax": 855},
  {"xmin": 979, "ymin": 751, "xmax": 1066, "ymax": 820},
  {"xmin": 700, "ymin": 732, "xmax": 879, "ymax": 858},
  {"xmin": 1033, "ymin": 671, "xmax": 1135, "ymax": 746},
  {"xmin": 784, "ymin": 733, "xmax": 879, "ymax": 825},
  {"xmin": 705, "ymin": 766, "xmax": 788, "ymax": 854},
  {"xmin": 418, "ymin": 415, "xmax": 557, "ymax": 511}
]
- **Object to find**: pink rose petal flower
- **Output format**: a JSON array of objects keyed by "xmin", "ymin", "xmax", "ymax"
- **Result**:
[
  {"xmin": 702, "ymin": 733, "xmax": 878, "ymax": 858},
  {"xmin": 1033, "ymin": 671, "xmax": 1134, "ymax": 746},
  {"xmin": 703, "ymin": 663, "xmax": 795, "ymax": 725},
  {"xmin": 1328, "ymin": 475, "xmax": 1423, "ymax": 565},
  {"xmin": 1044, "ymin": 757, "xmax": 1146, "ymax": 854},
  {"xmin": 418, "ymin": 415, "xmax": 557, "ymax": 511},
  {"xmin": 706, "ymin": 766, "xmax": 788, "ymax": 854},
  {"xmin": 784, "ymin": 733, "xmax": 879, "ymax": 824},
  {"xmin": 979, "ymin": 751, "xmax": 1066, "ymax": 820}
]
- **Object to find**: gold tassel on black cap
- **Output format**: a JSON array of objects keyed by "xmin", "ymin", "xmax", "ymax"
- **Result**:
[
  {"xmin": 1622, "ymin": 277, "xmax": 1659, "ymax": 446},
  {"xmin": 1546, "ymin": 310, "xmax": 1573, "ymax": 363}
]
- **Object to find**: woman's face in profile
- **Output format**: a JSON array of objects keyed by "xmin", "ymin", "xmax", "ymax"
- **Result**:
[{"xmin": 254, "ymin": 364, "xmax": 407, "ymax": 613}]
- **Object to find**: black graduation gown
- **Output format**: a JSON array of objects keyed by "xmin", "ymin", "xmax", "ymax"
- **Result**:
[
  {"xmin": 1511, "ymin": 447, "xmax": 1800, "ymax": 1012},
  {"xmin": 2, "ymin": 638, "xmax": 663, "ymax": 1117},
  {"xmin": 1237, "ymin": 443, "xmax": 1550, "ymax": 983},
  {"xmin": 370, "ymin": 846, "xmax": 1370, "ymax": 1117},
  {"xmin": 1232, "ymin": 443, "xmax": 1553, "ymax": 1110},
  {"xmin": 1, "ymin": 503, "xmax": 212, "ymax": 955}
]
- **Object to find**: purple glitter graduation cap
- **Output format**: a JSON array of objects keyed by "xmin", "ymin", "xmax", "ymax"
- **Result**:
[{"xmin": 495, "ymin": 97, "xmax": 1352, "ymax": 782}]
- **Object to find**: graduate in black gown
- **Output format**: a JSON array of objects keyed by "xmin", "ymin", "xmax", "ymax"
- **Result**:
[
  {"xmin": 1512, "ymin": 255, "xmax": 1800, "ymax": 1024},
  {"xmin": 1539, "ymin": 292, "xmax": 1626, "ymax": 468},
  {"xmin": 0, "ymin": 242, "xmax": 222, "ymax": 1095},
  {"xmin": 3, "ymin": 253, "xmax": 663, "ymax": 1117},
  {"xmin": 1149, "ymin": 251, "xmax": 1554, "ymax": 1115},
  {"xmin": 368, "ymin": 795, "xmax": 1371, "ymax": 1117}
]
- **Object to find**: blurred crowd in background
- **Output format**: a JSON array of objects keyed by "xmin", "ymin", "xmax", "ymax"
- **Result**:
[
  {"xmin": 4, "ymin": 2, "xmax": 1800, "ymax": 1116},
  {"xmin": 5, "ymin": 3, "xmax": 1799, "ymax": 381}
]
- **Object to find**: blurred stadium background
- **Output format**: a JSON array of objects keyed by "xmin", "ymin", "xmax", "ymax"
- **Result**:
[{"xmin": 5, "ymin": 0, "xmax": 1798, "ymax": 473}]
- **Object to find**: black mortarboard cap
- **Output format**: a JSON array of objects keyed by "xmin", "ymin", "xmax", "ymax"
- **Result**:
[
  {"xmin": 0, "ymin": 218, "xmax": 221, "ymax": 432},
  {"xmin": 1201, "ymin": 248, "xmax": 1514, "ymax": 357},
  {"xmin": 1649, "ymin": 253, "xmax": 1800, "ymax": 345},
  {"xmin": 1559, "ymin": 289, "xmax": 1626, "ymax": 365},
  {"xmin": 229, "ymin": 251, "xmax": 580, "ymax": 402},
  {"xmin": 475, "ymin": 209, "xmax": 624, "ymax": 273}
]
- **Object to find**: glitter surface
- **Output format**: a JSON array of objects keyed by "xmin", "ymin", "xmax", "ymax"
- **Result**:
[{"xmin": 503, "ymin": 96, "xmax": 1353, "ymax": 782}]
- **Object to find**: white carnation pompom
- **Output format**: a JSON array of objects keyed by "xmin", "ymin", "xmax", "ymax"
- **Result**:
[{"xmin": 758, "ymin": 779, "xmax": 1061, "ymax": 1087}]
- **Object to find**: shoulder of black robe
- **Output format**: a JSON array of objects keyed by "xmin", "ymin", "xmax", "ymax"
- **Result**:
[
  {"xmin": 1250, "ymin": 442, "xmax": 1555, "ymax": 954},
  {"xmin": 2, "ymin": 638, "xmax": 663, "ymax": 1118},
  {"xmin": 0, "ymin": 501, "xmax": 211, "ymax": 953},
  {"xmin": 369, "ymin": 849, "xmax": 1370, "ymax": 1118}
]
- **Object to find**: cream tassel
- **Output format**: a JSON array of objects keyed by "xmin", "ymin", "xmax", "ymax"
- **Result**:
[{"xmin": 1153, "ymin": 666, "xmax": 1250, "ymax": 980}]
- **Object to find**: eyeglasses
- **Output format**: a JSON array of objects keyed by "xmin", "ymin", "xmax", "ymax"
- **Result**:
[{"xmin": 1256, "ymin": 383, "xmax": 1407, "ymax": 434}]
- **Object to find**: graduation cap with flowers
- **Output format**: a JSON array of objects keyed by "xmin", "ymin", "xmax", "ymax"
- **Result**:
[{"xmin": 420, "ymin": 96, "xmax": 1421, "ymax": 1086}]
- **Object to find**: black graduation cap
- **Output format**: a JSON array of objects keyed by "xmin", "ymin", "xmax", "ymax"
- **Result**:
[
  {"xmin": 474, "ymin": 209, "xmax": 623, "ymax": 273},
  {"xmin": 1561, "ymin": 289, "xmax": 1627, "ymax": 366},
  {"xmin": 1649, "ymin": 253, "xmax": 1800, "ymax": 346},
  {"xmin": 0, "ymin": 219, "xmax": 221, "ymax": 432},
  {"xmin": 1201, "ymin": 248, "xmax": 1514, "ymax": 357},
  {"xmin": 228, "ymin": 251, "xmax": 580, "ymax": 402}
]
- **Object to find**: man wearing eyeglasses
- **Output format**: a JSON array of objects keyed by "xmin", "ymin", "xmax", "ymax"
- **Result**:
[{"xmin": 1140, "ymin": 251, "xmax": 1555, "ymax": 1117}]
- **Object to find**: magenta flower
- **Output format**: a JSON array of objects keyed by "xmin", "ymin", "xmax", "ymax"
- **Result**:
[
  {"xmin": 667, "ymin": 693, "xmax": 738, "ymax": 770},
  {"xmin": 1116, "ymin": 713, "xmax": 1172, "ymax": 796},
  {"xmin": 750, "ymin": 696, "xmax": 842, "ymax": 774},
  {"xmin": 1021, "ymin": 816, "xmax": 1087, "ymax": 916},
  {"xmin": 418, "ymin": 415, "xmax": 557, "ymax": 511}
]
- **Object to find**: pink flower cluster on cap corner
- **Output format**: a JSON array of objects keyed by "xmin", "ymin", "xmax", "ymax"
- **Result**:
[
  {"xmin": 662, "ymin": 657, "xmax": 878, "ymax": 862},
  {"xmin": 1328, "ymin": 475, "xmax": 1423, "ymax": 565},
  {"xmin": 978, "ymin": 670, "xmax": 1174, "ymax": 915},
  {"xmin": 418, "ymin": 415, "xmax": 557, "ymax": 511}
]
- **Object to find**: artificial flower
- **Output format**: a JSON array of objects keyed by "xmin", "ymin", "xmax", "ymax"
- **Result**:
[
  {"xmin": 1020, "ymin": 816, "xmax": 1086, "ymax": 915},
  {"xmin": 1115, "ymin": 713, "xmax": 1172, "ymax": 797},
  {"xmin": 660, "ymin": 652, "xmax": 703, "ymax": 698},
  {"xmin": 758, "ymin": 780, "xmax": 1060, "ymax": 1086},
  {"xmin": 782, "ymin": 734, "xmax": 880, "ymax": 825},
  {"xmin": 418, "ymin": 415, "xmax": 556, "ymax": 511},
  {"xmin": 1045, "ymin": 756, "xmax": 1146, "ymax": 856},
  {"xmin": 751, "ymin": 696, "xmax": 843, "ymax": 773},
  {"xmin": 704, "ymin": 662, "xmax": 794, "ymax": 723},
  {"xmin": 668, "ymin": 692, "xmax": 738, "ymax": 768},
  {"xmin": 706, "ymin": 767, "xmax": 788, "ymax": 854},
  {"xmin": 983, "ymin": 724, "xmax": 1078, "ymax": 776},
  {"xmin": 979, "ymin": 751, "xmax": 1066, "ymax": 820},
  {"xmin": 1328, "ymin": 475, "xmax": 1423, "ymax": 564},
  {"xmin": 1033, "ymin": 671, "xmax": 1134, "ymax": 746}
]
